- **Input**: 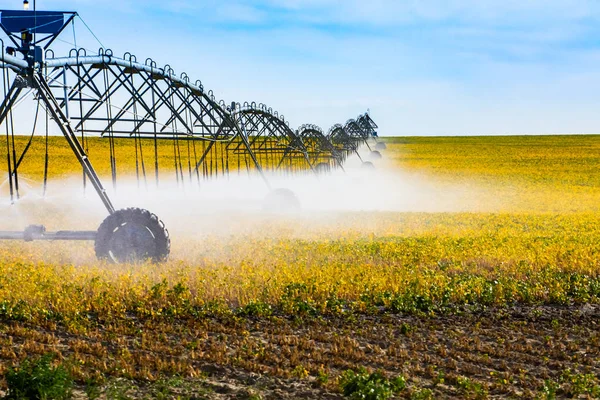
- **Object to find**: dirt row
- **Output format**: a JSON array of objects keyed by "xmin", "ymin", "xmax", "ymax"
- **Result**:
[{"xmin": 0, "ymin": 304, "xmax": 599, "ymax": 398}]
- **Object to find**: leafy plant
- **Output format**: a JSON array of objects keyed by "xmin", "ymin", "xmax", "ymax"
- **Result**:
[
  {"xmin": 340, "ymin": 367, "xmax": 406, "ymax": 400},
  {"xmin": 456, "ymin": 375, "xmax": 488, "ymax": 399},
  {"xmin": 410, "ymin": 388, "xmax": 434, "ymax": 400},
  {"xmin": 537, "ymin": 379, "xmax": 559, "ymax": 400},
  {"xmin": 5, "ymin": 354, "xmax": 73, "ymax": 400},
  {"xmin": 560, "ymin": 369, "xmax": 600, "ymax": 397}
]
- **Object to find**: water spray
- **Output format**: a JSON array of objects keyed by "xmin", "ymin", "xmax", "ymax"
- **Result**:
[{"xmin": 0, "ymin": 5, "xmax": 383, "ymax": 263}]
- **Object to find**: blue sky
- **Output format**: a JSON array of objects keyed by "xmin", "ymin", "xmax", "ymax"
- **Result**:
[{"xmin": 10, "ymin": 0, "xmax": 600, "ymax": 135}]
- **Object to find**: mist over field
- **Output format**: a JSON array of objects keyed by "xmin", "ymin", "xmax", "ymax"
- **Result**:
[{"xmin": 0, "ymin": 143, "xmax": 482, "ymax": 236}]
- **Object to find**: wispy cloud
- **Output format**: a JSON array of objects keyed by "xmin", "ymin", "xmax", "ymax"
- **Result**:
[{"xmin": 24, "ymin": 0, "xmax": 600, "ymax": 135}]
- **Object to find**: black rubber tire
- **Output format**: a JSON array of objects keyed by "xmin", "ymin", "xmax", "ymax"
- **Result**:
[
  {"xmin": 375, "ymin": 142, "xmax": 387, "ymax": 151},
  {"xmin": 95, "ymin": 208, "xmax": 170, "ymax": 264},
  {"xmin": 361, "ymin": 161, "xmax": 376, "ymax": 170},
  {"xmin": 369, "ymin": 151, "xmax": 383, "ymax": 160},
  {"xmin": 263, "ymin": 188, "xmax": 301, "ymax": 212}
]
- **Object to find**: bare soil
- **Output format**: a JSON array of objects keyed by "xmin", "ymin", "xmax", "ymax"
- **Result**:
[{"xmin": 0, "ymin": 304, "xmax": 599, "ymax": 398}]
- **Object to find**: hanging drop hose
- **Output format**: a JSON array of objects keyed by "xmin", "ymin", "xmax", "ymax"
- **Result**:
[
  {"xmin": 201, "ymin": 140, "xmax": 206, "ymax": 179},
  {"xmin": 76, "ymin": 62, "xmax": 87, "ymax": 193},
  {"xmin": 151, "ymin": 80, "xmax": 159, "ymax": 187},
  {"xmin": 176, "ymin": 136, "xmax": 183, "ymax": 183},
  {"xmin": 134, "ymin": 122, "xmax": 140, "ymax": 187},
  {"xmin": 192, "ymin": 138, "xmax": 200, "ymax": 185},
  {"xmin": 43, "ymin": 102, "xmax": 49, "ymax": 197},
  {"xmin": 138, "ymin": 130, "xmax": 147, "ymax": 188},
  {"xmin": 225, "ymin": 141, "xmax": 230, "ymax": 178},
  {"xmin": 102, "ymin": 68, "xmax": 117, "ymax": 190},
  {"xmin": 3, "ymin": 69, "xmax": 14, "ymax": 203},
  {"xmin": 4, "ymin": 74, "xmax": 20, "ymax": 201},
  {"xmin": 132, "ymin": 94, "xmax": 140, "ymax": 187},
  {"xmin": 12, "ymin": 98, "xmax": 41, "ymax": 175},
  {"xmin": 185, "ymin": 108, "xmax": 192, "ymax": 182},
  {"xmin": 237, "ymin": 140, "xmax": 241, "ymax": 176},
  {"xmin": 220, "ymin": 140, "xmax": 225, "ymax": 177},
  {"xmin": 9, "ymin": 91, "xmax": 19, "ymax": 200},
  {"xmin": 130, "ymin": 69, "xmax": 147, "ymax": 189}
]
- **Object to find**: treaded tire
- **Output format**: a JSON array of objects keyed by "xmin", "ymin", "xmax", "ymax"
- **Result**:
[
  {"xmin": 95, "ymin": 208, "xmax": 170, "ymax": 264},
  {"xmin": 369, "ymin": 150, "xmax": 383, "ymax": 160},
  {"xmin": 375, "ymin": 142, "xmax": 387, "ymax": 151},
  {"xmin": 361, "ymin": 161, "xmax": 375, "ymax": 170},
  {"xmin": 263, "ymin": 188, "xmax": 301, "ymax": 213}
]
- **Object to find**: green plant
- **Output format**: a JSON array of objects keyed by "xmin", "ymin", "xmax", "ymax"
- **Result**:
[
  {"xmin": 5, "ymin": 354, "xmax": 73, "ymax": 400},
  {"xmin": 433, "ymin": 370, "xmax": 445, "ymax": 386},
  {"xmin": 411, "ymin": 388, "xmax": 434, "ymax": 400},
  {"xmin": 399, "ymin": 322, "xmax": 412, "ymax": 335},
  {"xmin": 537, "ymin": 379, "xmax": 559, "ymax": 400},
  {"xmin": 560, "ymin": 369, "xmax": 600, "ymax": 397},
  {"xmin": 84, "ymin": 380, "xmax": 102, "ymax": 400},
  {"xmin": 340, "ymin": 367, "xmax": 406, "ymax": 400},
  {"xmin": 104, "ymin": 379, "xmax": 134, "ymax": 400},
  {"xmin": 237, "ymin": 301, "xmax": 273, "ymax": 317},
  {"xmin": 456, "ymin": 375, "xmax": 488, "ymax": 399},
  {"xmin": 317, "ymin": 368, "xmax": 330, "ymax": 386},
  {"xmin": 292, "ymin": 364, "xmax": 309, "ymax": 379}
]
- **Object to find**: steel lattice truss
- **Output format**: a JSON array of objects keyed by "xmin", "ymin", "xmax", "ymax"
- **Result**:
[
  {"xmin": 232, "ymin": 102, "xmax": 313, "ymax": 175},
  {"xmin": 357, "ymin": 113, "xmax": 379, "ymax": 138},
  {"xmin": 42, "ymin": 50, "xmax": 260, "ymax": 185},
  {"xmin": 1, "ymin": 48, "xmax": 380, "ymax": 187},
  {"xmin": 296, "ymin": 124, "xmax": 342, "ymax": 172},
  {"xmin": 327, "ymin": 123, "xmax": 359, "ymax": 161},
  {"xmin": 0, "ymin": 9, "xmax": 381, "ymax": 200},
  {"xmin": 0, "ymin": 7, "xmax": 384, "ymax": 260}
]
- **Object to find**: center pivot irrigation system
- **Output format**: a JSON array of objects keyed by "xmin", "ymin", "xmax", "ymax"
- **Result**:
[{"xmin": 0, "ymin": 6, "xmax": 384, "ymax": 263}]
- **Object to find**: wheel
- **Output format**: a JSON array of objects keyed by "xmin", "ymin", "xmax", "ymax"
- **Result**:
[
  {"xmin": 315, "ymin": 162, "xmax": 331, "ymax": 174},
  {"xmin": 263, "ymin": 188, "xmax": 301, "ymax": 212},
  {"xmin": 375, "ymin": 142, "xmax": 387, "ymax": 151},
  {"xmin": 95, "ymin": 208, "xmax": 170, "ymax": 263},
  {"xmin": 369, "ymin": 151, "xmax": 382, "ymax": 160},
  {"xmin": 361, "ymin": 161, "xmax": 376, "ymax": 170}
]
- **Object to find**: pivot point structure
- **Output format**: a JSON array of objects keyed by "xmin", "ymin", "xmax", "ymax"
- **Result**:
[{"xmin": 0, "ymin": 9, "xmax": 170, "ymax": 262}]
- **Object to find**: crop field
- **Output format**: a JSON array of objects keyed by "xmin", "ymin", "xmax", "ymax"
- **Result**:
[{"xmin": 0, "ymin": 135, "xmax": 600, "ymax": 398}]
